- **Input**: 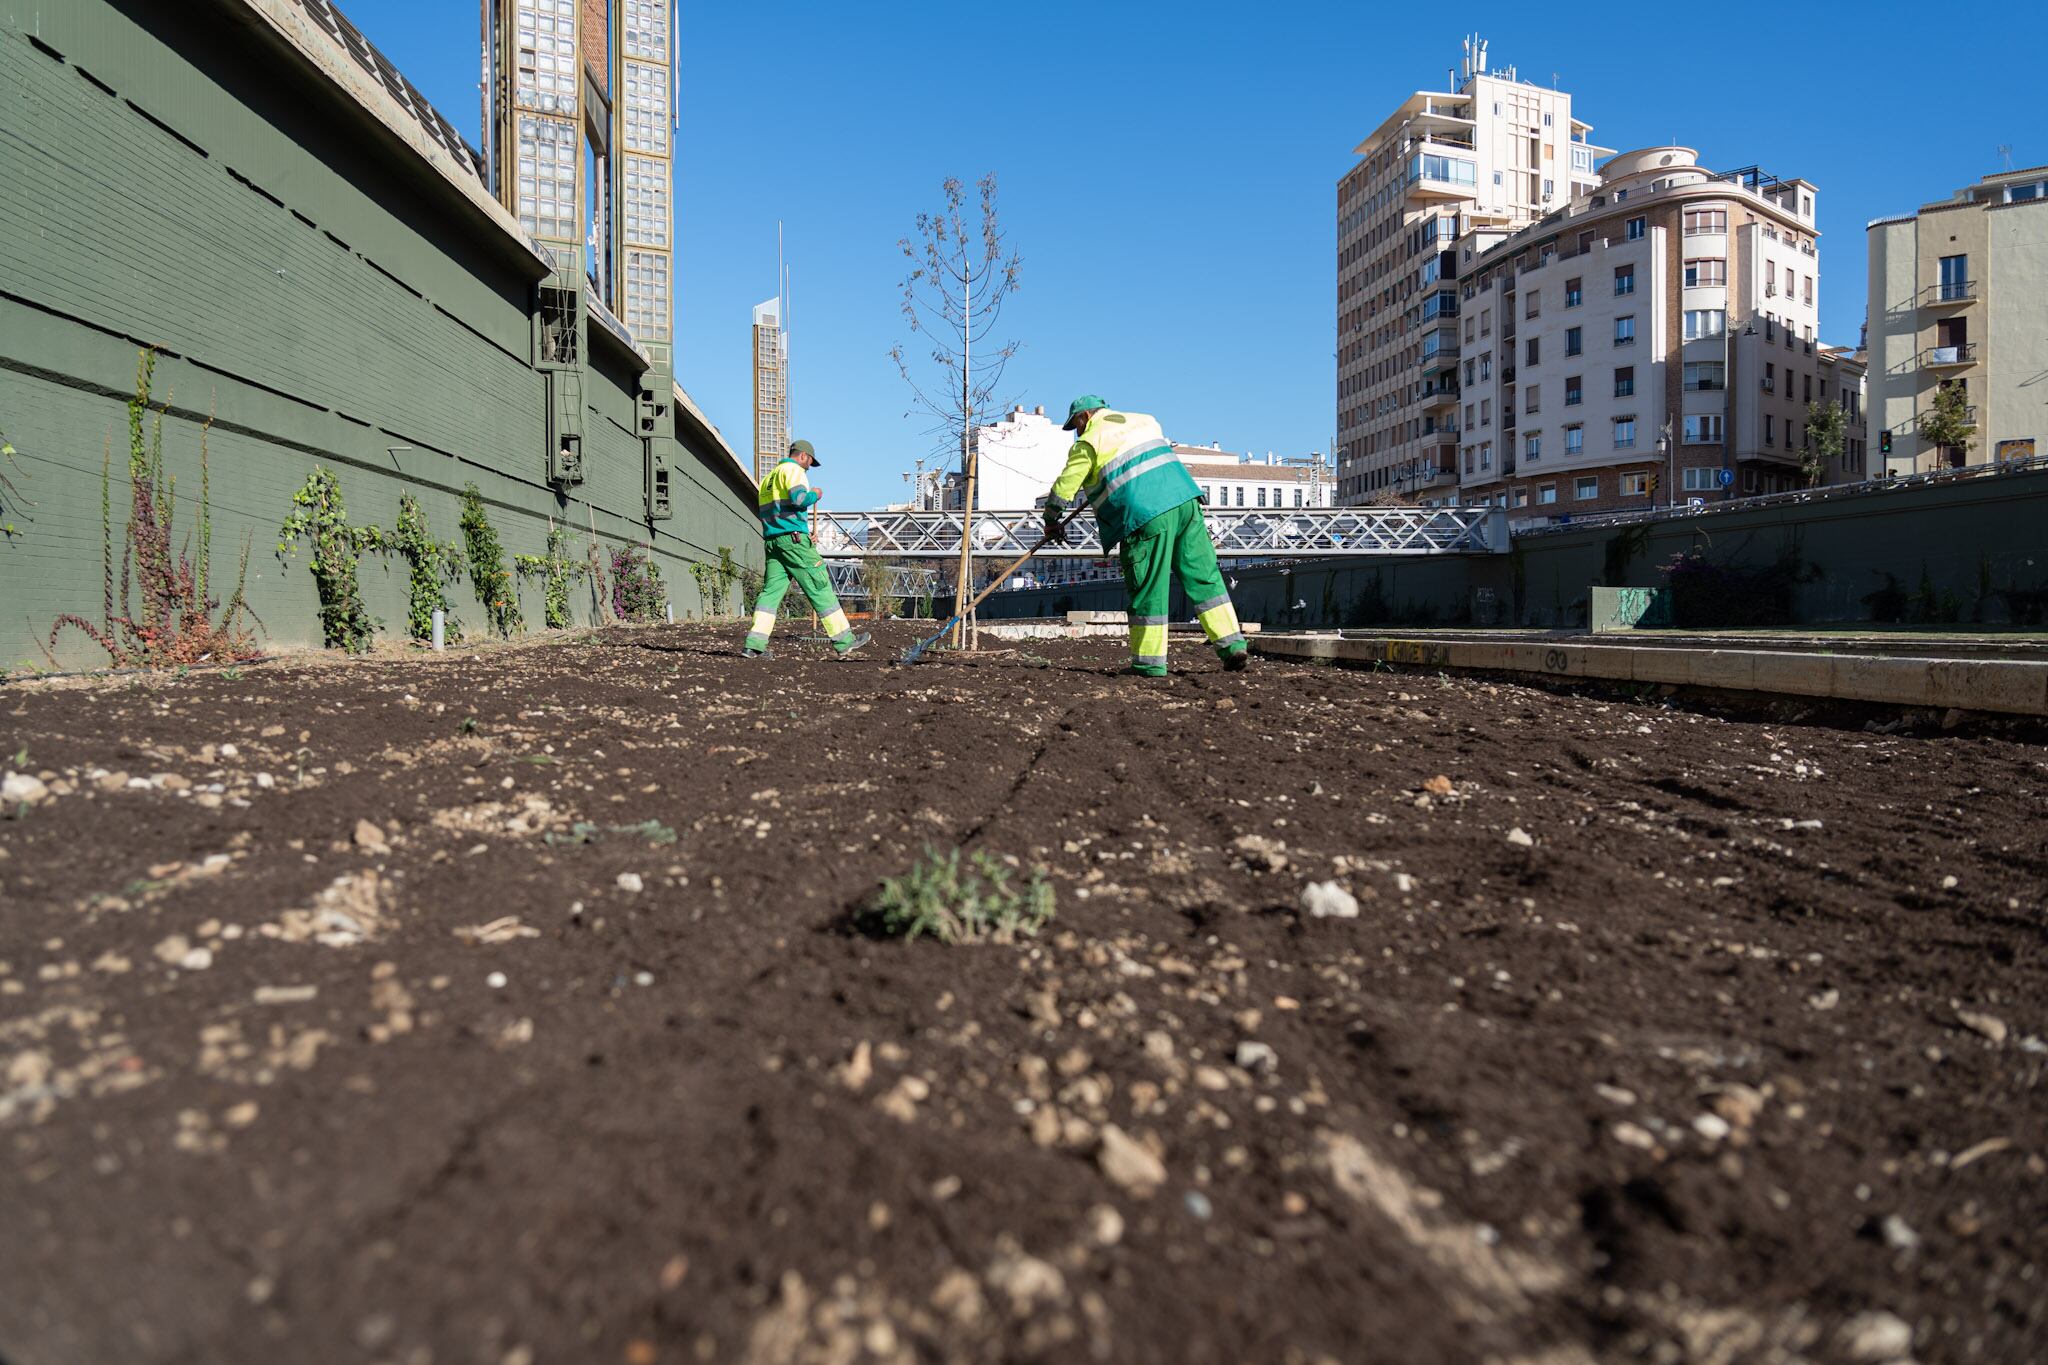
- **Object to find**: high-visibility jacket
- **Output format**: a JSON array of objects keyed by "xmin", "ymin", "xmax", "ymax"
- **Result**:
[
  {"xmin": 757, "ymin": 457, "xmax": 819, "ymax": 538},
  {"xmin": 1048, "ymin": 410, "xmax": 1200, "ymax": 551}
]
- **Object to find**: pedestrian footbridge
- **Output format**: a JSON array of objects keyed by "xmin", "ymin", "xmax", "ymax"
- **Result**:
[{"xmin": 812, "ymin": 506, "xmax": 1508, "ymax": 559}]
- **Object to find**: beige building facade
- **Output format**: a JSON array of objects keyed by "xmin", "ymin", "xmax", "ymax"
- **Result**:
[
  {"xmin": 1867, "ymin": 168, "xmax": 2048, "ymax": 474},
  {"xmin": 1333, "ymin": 38, "xmax": 1609, "ymax": 506},
  {"xmin": 1452, "ymin": 147, "xmax": 1839, "ymax": 524}
]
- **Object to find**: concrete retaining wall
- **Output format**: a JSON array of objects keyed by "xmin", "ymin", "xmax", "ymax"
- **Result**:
[
  {"xmin": 978, "ymin": 471, "xmax": 2048, "ymax": 633},
  {"xmin": 1254, "ymin": 633, "xmax": 2048, "ymax": 716}
]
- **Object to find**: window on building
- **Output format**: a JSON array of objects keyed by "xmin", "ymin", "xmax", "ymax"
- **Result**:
[
  {"xmin": 1784, "ymin": 265, "xmax": 1795, "ymax": 296},
  {"xmin": 1513, "ymin": 486, "xmax": 1529, "ymax": 507},
  {"xmin": 1684, "ymin": 309, "xmax": 1726, "ymax": 340},
  {"xmin": 1764, "ymin": 415, "xmax": 1775, "ymax": 445},
  {"xmin": 1683, "ymin": 257, "xmax": 1727, "ymax": 287},
  {"xmin": 1763, "ymin": 362, "xmax": 1775, "ymax": 392},
  {"xmin": 1613, "ymin": 417, "xmax": 1637, "ymax": 449},
  {"xmin": 1256, "ymin": 487, "xmax": 1267, "ymax": 508},
  {"xmin": 1481, "ymin": 308, "xmax": 1492, "ymax": 336},
  {"xmin": 1613, "ymin": 366, "xmax": 1635, "ymax": 398},
  {"xmin": 1683, "ymin": 361, "xmax": 1725, "ymax": 391},
  {"xmin": 1615, "ymin": 264, "xmax": 1636, "ymax": 295},
  {"xmin": 1682, "ymin": 206, "xmax": 1728, "ymax": 235},
  {"xmin": 1566, "ymin": 326, "xmax": 1582, "ymax": 356},
  {"xmin": 1235, "ymin": 486, "xmax": 1245, "ymax": 505},
  {"xmin": 1525, "ymin": 432, "xmax": 1541, "ymax": 460},
  {"xmin": 1682, "ymin": 413, "xmax": 1723, "ymax": 443},
  {"xmin": 1526, "ymin": 337, "xmax": 1540, "ymax": 365},
  {"xmin": 1614, "ymin": 315, "xmax": 1635, "ymax": 345},
  {"xmin": 1682, "ymin": 467, "xmax": 1717, "ymax": 491},
  {"xmin": 1625, "ymin": 216, "xmax": 1646, "ymax": 240},
  {"xmin": 1939, "ymin": 253, "xmax": 1969, "ymax": 301},
  {"xmin": 1564, "ymin": 278, "xmax": 1582, "ymax": 308},
  {"xmin": 1575, "ymin": 475, "xmax": 1599, "ymax": 499},
  {"xmin": 1564, "ymin": 425, "xmax": 1584, "ymax": 455},
  {"xmin": 1526, "ymin": 291, "xmax": 1540, "ymax": 318},
  {"xmin": 1465, "ymin": 447, "xmax": 1475, "ymax": 474},
  {"xmin": 1565, "ymin": 375, "xmax": 1582, "ymax": 406},
  {"xmin": 1480, "ymin": 355, "xmax": 1492, "ymax": 380},
  {"xmin": 1526, "ymin": 385, "xmax": 1540, "ymax": 413},
  {"xmin": 1620, "ymin": 471, "xmax": 1649, "ymax": 497},
  {"xmin": 1480, "ymin": 399, "xmax": 1491, "ymax": 426},
  {"xmin": 1478, "ymin": 442, "xmax": 1493, "ymax": 471},
  {"xmin": 1802, "ymin": 275, "xmax": 1813, "ymax": 305},
  {"xmin": 1465, "ymin": 402, "xmax": 1475, "ymax": 427},
  {"xmin": 1802, "ymin": 372, "xmax": 1812, "ymax": 404},
  {"xmin": 1537, "ymin": 482, "xmax": 1558, "ymax": 504},
  {"xmin": 1293, "ymin": 488, "xmax": 1304, "ymax": 507},
  {"xmin": 1464, "ymin": 359, "xmax": 1475, "ymax": 385}
]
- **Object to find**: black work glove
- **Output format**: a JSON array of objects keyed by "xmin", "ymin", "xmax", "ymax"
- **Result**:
[{"xmin": 1042, "ymin": 498, "xmax": 1069, "ymax": 545}]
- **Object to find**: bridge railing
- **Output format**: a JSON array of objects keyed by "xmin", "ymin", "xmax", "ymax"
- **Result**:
[{"xmin": 812, "ymin": 505, "xmax": 1508, "ymax": 558}]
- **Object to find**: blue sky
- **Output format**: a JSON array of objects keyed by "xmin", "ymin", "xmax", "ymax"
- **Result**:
[{"xmin": 349, "ymin": 1, "xmax": 2045, "ymax": 509}]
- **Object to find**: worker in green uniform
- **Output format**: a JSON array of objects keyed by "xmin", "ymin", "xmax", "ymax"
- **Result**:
[
  {"xmin": 741, "ymin": 440, "xmax": 870, "ymax": 659},
  {"xmin": 1043, "ymin": 395, "xmax": 1249, "ymax": 677}
]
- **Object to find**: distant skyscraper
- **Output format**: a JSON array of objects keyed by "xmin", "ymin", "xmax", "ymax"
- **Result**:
[
  {"xmin": 752, "ymin": 299, "xmax": 789, "ymax": 482},
  {"xmin": 1334, "ymin": 36, "xmax": 1610, "ymax": 505}
]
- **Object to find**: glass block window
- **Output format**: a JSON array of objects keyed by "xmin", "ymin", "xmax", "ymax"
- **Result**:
[
  {"xmin": 514, "ymin": 0, "xmax": 578, "ymax": 116},
  {"xmin": 623, "ymin": 61, "xmax": 669, "ymax": 156},
  {"xmin": 624, "ymin": 249, "xmax": 670, "ymax": 341},
  {"xmin": 623, "ymin": 0, "xmax": 670, "ymax": 62},
  {"xmin": 515, "ymin": 114, "xmax": 578, "ymax": 240},
  {"xmin": 621, "ymin": 155, "xmax": 669, "ymax": 249}
]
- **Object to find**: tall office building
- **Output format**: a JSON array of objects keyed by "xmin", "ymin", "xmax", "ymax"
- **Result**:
[
  {"xmin": 1335, "ymin": 37, "xmax": 1610, "ymax": 505},
  {"xmin": 752, "ymin": 299, "xmax": 789, "ymax": 482},
  {"xmin": 482, "ymin": 0, "xmax": 676, "ymax": 504},
  {"xmin": 1867, "ymin": 168, "xmax": 2048, "ymax": 474}
]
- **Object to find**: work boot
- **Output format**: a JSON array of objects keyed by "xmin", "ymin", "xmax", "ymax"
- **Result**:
[
  {"xmin": 1221, "ymin": 648, "xmax": 1250, "ymax": 673},
  {"xmin": 833, "ymin": 631, "xmax": 872, "ymax": 659},
  {"xmin": 740, "ymin": 645, "xmax": 770, "ymax": 659},
  {"xmin": 1118, "ymin": 666, "xmax": 1170, "ymax": 682}
]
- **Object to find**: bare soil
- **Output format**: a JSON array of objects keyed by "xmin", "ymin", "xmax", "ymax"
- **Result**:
[{"xmin": 2, "ymin": 622, "xmax": 2044, "ymax": 1365}]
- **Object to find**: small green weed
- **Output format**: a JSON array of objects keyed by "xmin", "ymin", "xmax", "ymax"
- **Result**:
[
  {"xmin": 859, "ymin": 847, "xmax": 1054, "ymax": 945},
  {"xmin": 459, "ymin": 716, "xmax": 478, "ymax": 735},
  {"xmin": 9, "ymin": 746, "xmax": 26, "ymax": 768}
]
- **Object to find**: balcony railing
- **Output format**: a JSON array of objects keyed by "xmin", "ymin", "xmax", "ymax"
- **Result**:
[
  {"xmin": 1924, "ymin": 342, "xmax": 1977, "ymax": 366},
  {"xmin": 1921, "ymin": 280, "xmax": 1977, "ymax": 306}
]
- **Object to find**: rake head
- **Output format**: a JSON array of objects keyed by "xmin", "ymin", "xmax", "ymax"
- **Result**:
[{"xmin": 897, "ymin": 616, "xmax": 959, "ymax": 665}]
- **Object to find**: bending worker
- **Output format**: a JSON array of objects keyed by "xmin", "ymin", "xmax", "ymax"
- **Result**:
[
  {"xmin": 741, "ymin": 439, "xmax": 870, "ymax": 659},
  {"xmin": 1043, "ymin": 395, "xmax": 1249, "ymax": 677}
]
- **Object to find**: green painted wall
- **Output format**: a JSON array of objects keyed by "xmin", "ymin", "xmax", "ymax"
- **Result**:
[{"xmin": 0, "ymin": 0, "xmax": 758, "ymax": 669}]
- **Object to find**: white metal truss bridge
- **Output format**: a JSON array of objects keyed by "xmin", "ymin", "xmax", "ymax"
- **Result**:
[
  {"xmin": 823, "ymin": 561, "xmax": 941, "ymax": 602},
  {"xmin": 811, "ymin": 505, "xmax": 1509, "ymax": 560}
]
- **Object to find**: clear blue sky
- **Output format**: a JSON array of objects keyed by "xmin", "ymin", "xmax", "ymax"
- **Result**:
[{"xmin": 349, "ymin": 1, "xmax": 2044, "ymax": 509}]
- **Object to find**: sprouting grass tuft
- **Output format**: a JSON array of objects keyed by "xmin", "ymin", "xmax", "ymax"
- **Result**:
[{"xmin": 860, "ymin": 847, "xmax": 1055, "ymax": 945}]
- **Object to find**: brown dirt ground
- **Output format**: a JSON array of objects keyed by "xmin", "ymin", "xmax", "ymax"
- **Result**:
[{"xmin": 1, "ymin": 621, "xmax": 2044, "ymax": 1365}]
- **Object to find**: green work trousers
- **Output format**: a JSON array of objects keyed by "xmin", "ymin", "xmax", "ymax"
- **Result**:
[
  {"xmin": 744, "ymin": 533, "xmax": 857, "ymax": 652},
  {"xmin": 1118, "ymin": 501, "xmax": 1247, "ymax": 676}
]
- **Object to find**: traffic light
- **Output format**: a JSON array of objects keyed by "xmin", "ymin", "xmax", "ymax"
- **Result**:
[
  {"xmin": 1647, "ymin": 472, "xmax": 1659, "ymax": 498},
  {"xmin": 1880, "ymin": 428, "xmax": 1893, "ymax": 455}
]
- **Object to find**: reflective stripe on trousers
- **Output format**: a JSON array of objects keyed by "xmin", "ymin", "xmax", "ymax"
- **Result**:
[
  {"xmin": 1129, "ymin": 614, "xmax": 1168, "ymax": 673},
  {"xmin": 1191, "ymin": 593, "xmax": 1245, "ymax": 653}
]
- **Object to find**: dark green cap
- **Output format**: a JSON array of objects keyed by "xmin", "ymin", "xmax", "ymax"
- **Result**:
[
  {"xmin": 789, "ymin": 438, "xmax": 818, "ymax": 465},
  {"xmin": 1064, "ymin": 395, "xmax": 1107, "ymax": 431}
]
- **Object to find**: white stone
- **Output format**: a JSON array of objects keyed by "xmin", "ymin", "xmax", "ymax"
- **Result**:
[
  {"xmin": 2, "ymin": 772, "xmax": 49, "ymax": 806},
  {"xmin": 1838, "ymin": 1311, "xmax": 1913, "ymax": 1361},
  {"xmin": 1505, "ymin": 827, "xmax": 1535, "ymax": 848},
  {"xmin": 1300, "ymin": 881, "xmax": 1359, "ymax": 919},
  {"xmin": 486, "ymin": 972, "xmax": 508, "ymax": 989},
  {"xmin": 616, "ymin": 872, "xmax": 644, "ymax": 893}
]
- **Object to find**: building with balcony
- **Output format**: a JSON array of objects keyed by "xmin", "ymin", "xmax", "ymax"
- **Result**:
[
  {"xmin": 1816, "ymin": 345, "xmax": 1870, "ymax": 483},
  {"xmin": 1451, "ymin": 146, "xmax": 1829, "ymax": 523},
  {"xmin": 1333, "ymin": 36, "xmax": 1610, "ymax": 506},
  {"xmin": 1178, "ymin": 447, "xmax": 1335, "ymax": 510},
  {"xmin": 1867, "ymin": 168, "xmax": 2048, "ymax": 474}
]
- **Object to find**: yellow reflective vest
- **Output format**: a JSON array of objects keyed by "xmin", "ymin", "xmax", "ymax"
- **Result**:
[
  {"xmin": 1048, "ymin": 409, "xmax": 1201, "ymax": 550},
  {"xmin": 757, "ymin": 458, "xmax": 819, "ymax": 537}
]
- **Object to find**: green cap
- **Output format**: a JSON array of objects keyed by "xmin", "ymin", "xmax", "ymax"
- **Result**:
[
  {"xmin": 1064, "ymin": 395, "xmax": 1106, "ymax": 431},
  {"xmin": 789, "ymin": 438, "xmax": 818, "ymax": 465}
]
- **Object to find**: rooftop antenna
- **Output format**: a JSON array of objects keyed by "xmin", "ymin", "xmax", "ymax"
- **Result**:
[{"xmin": 1997, "ymin": 144, "xmax": 2014, "ymax": 171}]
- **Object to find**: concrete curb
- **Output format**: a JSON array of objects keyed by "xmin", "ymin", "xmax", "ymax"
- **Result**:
[{"xmin": 1251, "ymin": 633, "xmax": 2048, "ymax": 716}]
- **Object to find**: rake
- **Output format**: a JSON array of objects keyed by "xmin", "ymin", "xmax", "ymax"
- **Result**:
[{"xmin": 899, "ymin": 512, "xmax": 1079, "ymax": 665}]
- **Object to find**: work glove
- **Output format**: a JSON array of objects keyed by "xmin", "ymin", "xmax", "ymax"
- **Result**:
[{"xmin": 1042, "ymin": 498, "xmax": 1069, "ymax": 545}]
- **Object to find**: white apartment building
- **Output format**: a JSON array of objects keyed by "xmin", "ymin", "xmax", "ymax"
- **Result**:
[
  {"xmin": 1178, "ymin": 446, "xmax": 1335, "ymax": 510},
  {"xmin": 942, "ymin": 405, "xmax": 1069, "ymax": 510},
  {"xmin": 1453, "ymin": 146, "xmax": 1829, "ymax": 523},
  {"xmin": 1335, "ymin": 37, "xmax": 1611, "ymax": 506},
  {"xmin": 1868, "ymin": 168, "xmax": 2048, "ymax": 474}
]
